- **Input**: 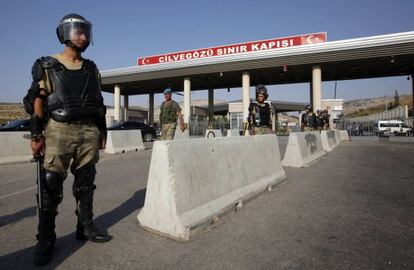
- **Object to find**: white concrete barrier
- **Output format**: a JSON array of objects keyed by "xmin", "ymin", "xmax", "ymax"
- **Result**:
[
  {"xmin": 205, "ymin": 129, "xmax": 223, "ymax": 138},
  {"xmin": 321, "ymin": 130, "xmax": 339, "ymax": 152},
  {"xmin": 137, "ymin": 134, "xmax": 286, "ymax": 240},
  {"xmin": 339, "ymin": 130, "xmax": 350, "ymax": 141},
  {"xmin": 282, "ymin": 131, "xmax": 326, "ymax": 167},
  {"xmin": 226, "ymin": 129, "xmax": 240, "ymax": 137},
  {"xmin": 0, "ymin": 132, "xmax": 33, "ymax": 164},
  {"xmin": 174, "ymin": 129, "xmax": 189, "ymax": 140},
  {"xmin": 105, "ymin": 130, "xmax": 145, "ymax": 154}
]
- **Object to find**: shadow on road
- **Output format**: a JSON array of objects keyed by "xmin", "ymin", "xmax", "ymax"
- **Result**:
[
  {"xmin": 0, "ymin": 206, "xmax": 37, "ymax": 227},
  {"xmin": 0, "ymin": 188, "xmax": 146, "ymax": 268}
]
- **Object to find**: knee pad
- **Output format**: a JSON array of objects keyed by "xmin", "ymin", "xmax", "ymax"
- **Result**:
[
  {"xmin": 42, "ymin": 170, "xmax": 64, "ymax": 206},
  {"xmin": 73, "ymin": 165, "xmax": 96, "ymax": 198}
]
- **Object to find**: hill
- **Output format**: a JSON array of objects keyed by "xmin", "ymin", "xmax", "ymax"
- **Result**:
[{"xmin": 343, "ymin": 94, "xmax": 412, "ymax": 117}]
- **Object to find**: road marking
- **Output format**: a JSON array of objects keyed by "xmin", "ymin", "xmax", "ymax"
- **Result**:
[{"xmin": 0, "ymin": 185, "xmax": 36, "ymax": 200}]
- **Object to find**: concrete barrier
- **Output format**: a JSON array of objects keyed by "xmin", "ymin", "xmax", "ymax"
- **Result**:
[
  {"xmin": 205, "ymin": 129, "xmax": 223, "ymax": 138},
  {"xmin": 137, "ymin": 134, "xmax": 286, "ymax": 240},
  {"xmin": 174, "ymin": 129, "xmax": 189, "ymax": 140},
  {"xmin": 226, "ymin": 129, "xmax": 240, "ymax": 137},
  {"xmin": 0, "ymin": 132, "xmax": 33, "ymax": 165},
  {"xmin": 321, "ymin": 130, "xmax": 339, "ymax": 152},
  {"xmin": 282, "ymin": 131, "xmax": 326, "ymax": 167},
  {"xmin": 339, "ymin": 130, "xmax": 350, "ymax": 141},
  {"xmin": 105, "ymin": 130, "xmax": 145, "ymax": 154}
]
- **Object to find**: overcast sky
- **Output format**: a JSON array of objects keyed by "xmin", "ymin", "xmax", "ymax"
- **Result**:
[{"xmin": 1, "ymin": 0, "xmax": 413, "ymax": 106}]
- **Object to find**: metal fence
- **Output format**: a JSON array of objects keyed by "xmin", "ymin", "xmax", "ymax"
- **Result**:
[
  {"xmin": 187, "ymin": 117, "xmax": 301, "ymax": 136},
  {"xmin": 345, "ymin": 106, "xmax": 408, "ymax": 122},
  {"xmin": 188, "ymin": 116, "xmax": 230, "ymax": 136},
  {"xmin": 336, "ymin": 106, "xmax": 413, "ymax": 136},
  {"xmin": 336, "ymin": 116, "xmax": 413, "ymax": 136}
]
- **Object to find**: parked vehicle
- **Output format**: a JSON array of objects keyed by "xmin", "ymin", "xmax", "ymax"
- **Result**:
[
  {"xmin": 107, "ymin": 121, "xmax": 157, "ymax": 142},
  {"xmin": 373, "ymin": 120, "xmax": 412, "ymax": 136},
  {"xmin": 0, "ymin": 119, "xmax": 30, "ymax": 131}
]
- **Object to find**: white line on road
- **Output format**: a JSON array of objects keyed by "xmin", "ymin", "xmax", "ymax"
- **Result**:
[{"xmin": 0, "ymin": 185, "xmax": 36, "ymax": 200}]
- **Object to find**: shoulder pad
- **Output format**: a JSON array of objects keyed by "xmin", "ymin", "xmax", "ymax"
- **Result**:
[
  {"xmin": 31, "ymin": 60, "xmax": 43, "ymax": 82},
  {"xmin": 38, "ymin": 56, "xmax": 59, "ymax": 69},
  {"xmin": 83, "ymin": 58, "xmax": 97, "ymax": 72}
]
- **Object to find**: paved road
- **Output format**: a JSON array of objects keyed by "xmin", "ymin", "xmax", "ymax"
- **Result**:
[{"xmin": 0, "ymin": 138, "xmax": 413, "ymax": 269}]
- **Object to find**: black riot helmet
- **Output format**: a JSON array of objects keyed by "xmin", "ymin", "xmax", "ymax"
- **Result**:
[
  {"xmin": 255, "ymin": 85, "xmax": 268, "ymax": 100},
  {"xmin": 56, "ymin": 14, "xmax": 93, "ymax": 52}
]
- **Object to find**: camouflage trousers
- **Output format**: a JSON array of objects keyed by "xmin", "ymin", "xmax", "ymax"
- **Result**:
[
  {"xmin": 161, "ymin": 122, "xmax": 176, "ymax": 140},
  {"xmin": 43, "ymin": 119, "xmax": 100, "ymax": 179},
  {"xmin": 253, "ymin": 126, "xmax": 272, "ymax": 135},
  {"xmin": 303, "ymin": 127, "xmax": 315, "ymax": 132}
]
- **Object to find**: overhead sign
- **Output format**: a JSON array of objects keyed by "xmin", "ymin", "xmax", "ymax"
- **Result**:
[{"xmin": 138, "ymin": 32, "xmax": 326, "ymax": 66}]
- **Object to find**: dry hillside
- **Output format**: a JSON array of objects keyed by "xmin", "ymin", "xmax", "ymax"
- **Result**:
[
  {"xmin": 343, "ymin": 94, "xmax": 413, "ymax": 117},
  {"xmin": 0, "ymin": 103, "xmax": 29, "ymax": 124}
]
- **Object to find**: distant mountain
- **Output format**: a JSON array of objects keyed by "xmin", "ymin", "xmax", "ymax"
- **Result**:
[
  {"xmin": 0, "ymin": 103, "xmax": 28, "ymax": 124},
  {"xmin": 343, "ymin": 94, "xmax": 412, "ymax": 117}
]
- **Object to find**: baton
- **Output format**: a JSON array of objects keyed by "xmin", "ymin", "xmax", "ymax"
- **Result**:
[{"xmin": 34, "ymin": 154, "xmax": 44, "ymax": 210}]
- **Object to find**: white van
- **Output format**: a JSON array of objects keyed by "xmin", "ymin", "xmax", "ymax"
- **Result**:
[{"xmin": 374, "ymin": 120, "xmax": 411, "ymax": 136}]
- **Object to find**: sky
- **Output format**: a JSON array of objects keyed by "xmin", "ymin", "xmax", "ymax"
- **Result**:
[{"xmin": 0, "ymin": 0, "xmax": 413, "ymax": 107}]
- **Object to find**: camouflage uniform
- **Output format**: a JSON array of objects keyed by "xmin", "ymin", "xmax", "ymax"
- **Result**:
[
  {"xmin": 25, "ymin": 14, "xmax": 111, "ymax": 267},
  {"xmin": 43, "ymin": 119, "xmax": 100, "ymax": 178},
  {"xmin": 253, "ymin": 126, "xmax": 272, "ymax": 135},
  {"xmin": 38, "ymin": 54, "xmax": 102, "ymax": 176},
  {"xmin": 248, "ymin": 101, "xmax": 272, "ymax": 135},
  {"xmin": 160, "ymin": 100, "xmax": 181, "ymax": 140},
  {"xmin": 301, "ymin": 111, "xmax": 317, "ymax": 131}
]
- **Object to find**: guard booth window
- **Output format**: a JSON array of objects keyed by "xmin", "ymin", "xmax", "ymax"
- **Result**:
[{"xmin": 230, "ymin": 112, "xmax": 243, "ymax": 131}]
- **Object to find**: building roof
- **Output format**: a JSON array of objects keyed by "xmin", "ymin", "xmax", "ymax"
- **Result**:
[{"xmin": 101, "ymin": 31, "xmax": 414, "ymax": 95}]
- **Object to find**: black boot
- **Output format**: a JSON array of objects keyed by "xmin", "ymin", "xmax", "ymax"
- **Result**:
[
  {"xmin": 73, "ymin": 166, "xmax": 112, "ymax": 243},
  {"xmin": 34, "ymin": 239, "xmax": 55, "ymax": 266},
  {"xmin": 75, "ymin": 220, "xmax": 88, "ymax": 241},
  {"xmin": 34, "ymin": 169, "xmax": 63, "ymax": 266},
  {"xmin": 34, "ymin": 211, "xmax": 56, "ymax": 266},
  {"xmin": 76, "ymin": 220, "xmax": 112, "ymax": 242}
]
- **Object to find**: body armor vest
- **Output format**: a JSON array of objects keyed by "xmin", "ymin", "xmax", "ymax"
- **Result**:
[
  {"xmin": 40, "ymin": 57, "xmax": 105, "ymax": 122},
  {"xmin": 302, "ymin": 112, "xmax": 316, "ymax": 127},
  {"xmin": 160, "ymin": 101, "xmax": 178, "ymax": 124},
  {"xmin": 249, "ymin": 102, "xmax": 271, "ymax": 127},
  {"xmin": 316, "ymin": 115, "xmax": 324, "ymax": 127}
]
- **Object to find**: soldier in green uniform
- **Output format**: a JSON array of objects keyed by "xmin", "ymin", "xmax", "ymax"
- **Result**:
[
  {"xmin": 159, "ymin": 88, "xmax": 185, "ymax": 140},
  {"xmin": 24, "ymin": 14, "xmax": 111, "ymax": 266},
  {"xmin": 248, "ymin": 85, "xmax": 273, "ymax": 135}
]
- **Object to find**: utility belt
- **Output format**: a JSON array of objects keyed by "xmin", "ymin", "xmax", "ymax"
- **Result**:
[
  {"xmin": 253, "ymin": 124, "xmax": 270, "ymax": 128},
  {"xmin": 162, "ymin": 120, "xmax": 177, "ymax": 125},
  {"xmin": 65, "ymin": 118, "xmax": 96, "ymax": 126}
]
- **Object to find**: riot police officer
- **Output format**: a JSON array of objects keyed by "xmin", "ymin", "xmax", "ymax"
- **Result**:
[
  {"xmin": 24, "ymin": 14, "xmax": 111, "ymax": 266},
  {"xmin": 248, "ymin": 85, "xmax": 273, "ymax": 135},
  {"xmin": 301, "ymin": 105, "xmax": 317, "ymax": 131},
  {"xmin": 316, "ymin": 110, "xmax": 324, "ymax": 132},
  {"xmin": 323, "ymin": 109, "xmax": 330, "ymax": 130}
]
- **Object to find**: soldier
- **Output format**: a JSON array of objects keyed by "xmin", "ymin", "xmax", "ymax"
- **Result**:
[
  {"xmin": 159, "ymin": 88, "xmax": 185, "ymax": 140},
  {"xmin": 301, "ymin": 105, "xmax": 317, "ymax": 131},
  {"xmin": 316, "ymin": 110, "xmax": 324, "ymax": 132},
  {"xmin": 323, "ymin": 109, "xmax": 330, "ymax": 130},
  {"xmin": 248, "ymin": 85, "xmax": 273, "ymax": 135},
  {"xmin": 23, "ymin": 14, "xmax": 111, "ymax": 266}
]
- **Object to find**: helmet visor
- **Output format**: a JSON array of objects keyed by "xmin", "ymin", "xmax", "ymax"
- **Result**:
[{"xmin": 61, "ymin": 21, "xmax": 93, "ymax": 44}]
